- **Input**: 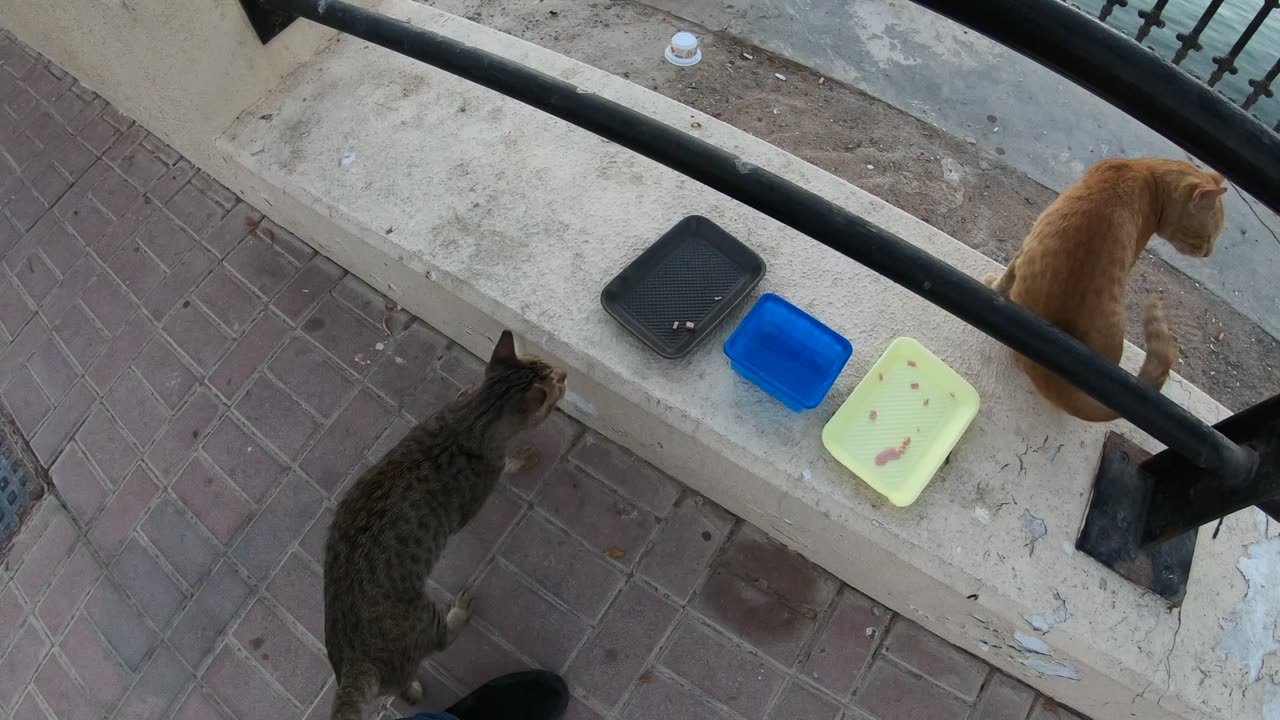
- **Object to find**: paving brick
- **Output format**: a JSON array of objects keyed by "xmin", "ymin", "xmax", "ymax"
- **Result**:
[
  {"xmin": 86, "ymin": 310, "xmax": 152, "ymax": 394},
  {"xmin": 0, "ymin": 314, "xmax": 49, "ymax": 387},
  {"xmin": 173, "ymin": 686, "xmax": 232, "ymax": 720},
  {"xmin": 114, "ymin": 137, "xmax": 168, "ymax": 191},
  {"xmin": 254, "ymin": 220, "xmax": 312, "ymax": 265},
  {"xmin": 234, "ymin": 374, "xmax": 320, "ymax": 460},
  {"xmin": 431, "ymin": 489, "xmax": 522, "ymax": 595},
  {"xmin": 88, "ymin": 464, "xmax": 160, "ymax": 561},
  {"xmin": 853, "ymin": 659, "xmax": 970, "ymax": 720},
  {"xmin": 333, "ymin": 275, "xmax": 409, "ymax": 332},
  {"xmin": 268, "ymin": 335, "xmax": 356, "ymax": 418},
  {"xmin": 49, "ymin": 443, "xmax": 108, "ymax": 524},
  {"xmin": 536, "ymin": 463, "xmax": 657, "ymax": 570},
  {"xmin": 146, "ymin": 388, "xmax": 221, "ymax": 482},
  {"xmin": 302, "ymin": 296, "xmax": 387, "ymax": 375},
  {"xmin": 139, "ymin": 134, "xmax": 179, "ymax": 166},
  {"xmin": 50, "ymin": 303, "xmax": 107, "ymax": 373},
  {"xmin": 390, "ymin": 665, "xmax": 463, "ymax": 718},
  {"xmin": 1, "ymin": 366, "xmax": 49, "ymax": 435},
  {"xmin": 768, "ymin": 681, "xmax": 840, "ymax": 720},
  {"xmin": 368, "ymin": 415, "xmax": 413, "ymax": 461},
  {"xmin": 499, "ymin": 512, "xmax": 624, "ymax": 621},
  {"xmin": 31, "ymin": 652, "xmax": 97, "ymax": 720},
  {"xmin": 273, "ymin": 255, "xmax": 344, "ymax": 324},
  {"xmin": 1029, "ymin": 699, "xmax": 1084, "ymax": 720},
  {"xmin": 111, "ymin": 536, "xmax": 185, "ymax": 627},
  {"xmin": 113, "ymin": 644, "xmax": 192, "ymax": 720},
  {"xmin": 203, "ymin": 644, "xmax": 298, "ymax": 720},
  {"xmin": 170, "ymin": 561, "xmax": 252, "ymax": 669},
  {"xmin": 0, "ymin": 621, "xmax": 50, "ymax": 712},
  {"xmin": 403, "ymin": 370, "xmax": 461, "ymax": 422},
  {"xmin": 620, "ymin": 673, "xmax": 735, "ymax": 720},
  {"xmin": 107, "ymin": 240, "xmax": 164, "ymax": 301},
  {"xmin": 289, "ymin": 494, "xmax": 332, "ymax": 561},
  {"xmin": 692, "ymin": 569, "xmax": 818, "ymax": 668},
  {"xmin": 34, "ymin": 256, "xmax": 99, "ymax": 329},
  {"xmin": 0, "ymin": 274, "xmax": 34, "ymax": 340},
  {"xmin": 77, "ymin": 115, "xmax": 119, "ymax": 156},
  {"xmin": 366, "ymin": 321, "xmax": 444, "ymax": 405},
  {"xmin": 570, "ymin": 433, "xmax": 680, "ymax": 517},
  {"xmin": 638, "ymin": 494, "xmax": 734, "ymax": 603},
  {"xmin": 473, "ymin": 562, "xmax": 590, "ymax": 672},
  {"xmin": 233, "ymin": 599, "xmax": 330, "ymax": 705},
  {"xmin": 303, "ymin": 682, "xmax": 335, "ymax": 720},
  {"xmin": 14, "ymin": 507, "xmax": 77, "ymax": 601},
  {"xmin": 79, "ymin": 271, "xmax": 135, "ymax": 334},
  {"xmin": 140, "ymin": 246, "xmax": 216, "ymax": 322},
  {"xmin": 200, "ymin": 201, "xmax": 260, "ymax": 259},
  {"xmin": 506, "ymin": 411, "xmax": 581, "ymax": 498},
  {"xmin": 266, "ymin": 551, "xmax": 325, "ymax": 643},
  {"xmin": 433, "ymin": 623, "xmax": 534, "ymax": 694},
  {"xmin": 26, "ymin": 337, "xmax": 76, "ymax": 402},
  {"xmin": 74, "ymin": 405, "xmax": 135, "ymax": 487},
  {"xmin": 720, "ymin": 524, "xmax": 839, "ymax": 614},
  {"xmin": 6, "ymin": 182, "xmax": 48, "ymax": 231},
  {"xmin": 563, "ymin": 697, "xmax": 606, "ymax": 720},
  {"xmin": 161, "ymin": 301, "xmax": 233, "ymax": 371},
  {"xmin": 36, "ymin": 543, "xmax": 102, "ymax": 639},
  {"xmin": 149, "ymin": 160, "xmax": 197, "ymax": 206},
  {"xmin": 104, "ymin": 369, "xmax": 169, "ymax": 448},
  {"xmin": 32, "ymin": 221, "xmax": 82, "ymax": 276},
  {"xmin": 24, "ymin": 159, "xmax": 71, "ymax": 209},
  {"xmin": 973, "ymin": 673, "xmax": 1036, "ymax": 720},
  {"xmin": 200, "ymin": 415, "xmax": 286, "ymax": 503},
  {"xmin": 31, "ymin": 379, "xmax": 94, "ymax": 466},
  {"xmin": 299, "ymin": 388, "xmax": 392, "ymax": 494},
  {"xmin": 166, "ymin": 183, "xmax": 224, "ymax": 237},
  {"xmin": 231, "ymin": 473, "xmax": 323, "ymax": 582},
  {"xmin": 566, "ymin": 583, "xmax": 679, "ymax": 709},
  {"xmin": 58, "ymin": 614, "xmax": 129, "ymax": 713},
  {"xmin": 0, "ymin": 585, "xmax": 25, "ymax": 655},
  {"xmin": 207, "ymin": 311, "xmax": 288, "ymax": 402},
  {"xmin": 80, "ymin": 573, "xmax": 156, "ymax": 671},
  {"xmin": 11, "ymin": 691, "xmax": 53, "ymax": 720},
  {"xmin": 436, "ymin": 344, "xmax": 485, "ymax": 389},
  {"xmin": 658, "ymin": 617, "xmax": 784, "ymax": 718},
  {"xmin": 803, "ymin": 588, "xmax": 887, "ymax": 699},
  {"xmin": 225, "ymin": 231, "xmax": 300, "ymax": 301},
  {"xmin": 172, "ymin": 454, "xmax": 254, "ymax": 546},
  {"xmin": 140, "ymin": 495, "xmax": 221, "ymax": 587},
  {"xmin": 194, "ymin": 266, "xmax": 261, "ymax": 335},
  {"xmin": 883, "ymin": 619, "xmax": 987, "ymax": 701},
  {"xmin": 10, "ymin": 248, "xmax": 57, "ymax": 306},
  {"xmin": 190, "ymin": 172, "xmax": 238, "ymax": 210}
]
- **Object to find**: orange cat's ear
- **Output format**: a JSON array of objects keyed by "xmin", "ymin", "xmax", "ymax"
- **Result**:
[
  {"xmin": 1192, "ymin": 184, "xmax": 1228, "ymax": 213},
  {"xmin": 488, "ymin": 330, "xmax": 518, "ymax": 369}
]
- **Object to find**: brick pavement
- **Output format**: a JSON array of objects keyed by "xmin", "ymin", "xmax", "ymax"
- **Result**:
[{"xmin": 0, "ymin": 33, "xmax": 1087, "ymax": 720}]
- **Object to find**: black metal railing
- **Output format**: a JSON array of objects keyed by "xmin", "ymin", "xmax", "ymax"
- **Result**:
[
  {"xmin": 1073, "ymin": 0, "xmax": 1280, "ymax": 132},
  {"xmin": 253, "ymin": 0, "xmax": 1278, "ymax": 593}
]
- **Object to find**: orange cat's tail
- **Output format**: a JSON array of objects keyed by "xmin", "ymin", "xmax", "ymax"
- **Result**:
[
  {"xmin": 1018, "ymin": 296, "xmax": 1177, "ymax": 422},
  {"xmin": 1136, "ymin": 295, "xmax": 1177, "ymax": 391},
  {"xmin": 331, "ymin": 664, "xmax": 379, "ymax": 720}
]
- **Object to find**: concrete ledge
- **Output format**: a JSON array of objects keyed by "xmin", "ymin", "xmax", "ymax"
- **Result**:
[
  {"xmin": 204, "ymin": 4, "xmax": 1277, "ymax": 719},
  {"xmin": 7, "ymin": 0, "xmax": 1272, "ymax": 716}
]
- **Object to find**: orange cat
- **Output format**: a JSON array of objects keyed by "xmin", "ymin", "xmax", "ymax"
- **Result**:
[{"xmin": 985, "ymin": 158, "xmax": 1227, "ymax": 421}]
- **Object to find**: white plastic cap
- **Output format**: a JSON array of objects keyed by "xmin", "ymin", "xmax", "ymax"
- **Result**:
[{"xmin": 665, "ymin": 31, "xmax": 702, "ymax": 67}]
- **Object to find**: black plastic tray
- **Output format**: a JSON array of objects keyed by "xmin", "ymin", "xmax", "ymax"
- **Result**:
[{"xmin": 602, "ymin": 216, "xmax": 766, "ymax": 359}]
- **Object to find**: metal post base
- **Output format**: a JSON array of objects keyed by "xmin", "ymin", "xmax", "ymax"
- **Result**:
[
  {"xmin": 1078, "ymin": 434, "xmax": 1195, "ymax": 604},
  {"xmin": 239, "ymin": 0, "xmax": 297, "ymax": 44}
]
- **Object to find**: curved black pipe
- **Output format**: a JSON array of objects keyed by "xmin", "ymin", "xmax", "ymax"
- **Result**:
[
  {"xmin": 264, "ymin": 0, "xmax": 1256, "ymax": 483},
  {"xmin": 910, "ymin": 0, "xmax": 1280, "ymax": 215}
]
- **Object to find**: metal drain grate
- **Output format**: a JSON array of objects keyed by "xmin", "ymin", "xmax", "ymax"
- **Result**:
[{"xmin": 0, "ymin": 407, "xmax": 45, "ymax": 554}]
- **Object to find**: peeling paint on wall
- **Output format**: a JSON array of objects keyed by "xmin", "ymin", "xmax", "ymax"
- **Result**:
[{"xmin": 1216, "ymin": 537, "xmax": 1280, "ymax": 682}]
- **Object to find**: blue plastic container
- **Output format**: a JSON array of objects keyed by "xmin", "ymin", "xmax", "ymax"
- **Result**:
[{"xmin": 723, "ymin": 293, "xmax": 853, "ymax": 411}]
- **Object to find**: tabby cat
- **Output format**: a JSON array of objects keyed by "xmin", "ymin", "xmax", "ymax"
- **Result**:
[
  {"xmin": 985, "ymin": 158, "xmax": 1226, "ymax": 421},
  {"xmin": 324, "ymin": 330, "xmax": 567, "ymax": 719}
]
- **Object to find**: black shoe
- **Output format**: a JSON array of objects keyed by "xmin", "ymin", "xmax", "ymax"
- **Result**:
[{"xmin": 444, "ymin": 670, "xmax": 569, "ymax": 720}]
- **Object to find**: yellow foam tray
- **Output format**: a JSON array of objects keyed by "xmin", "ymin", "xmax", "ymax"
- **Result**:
[{"xmin": 822, "ymin": 337, "xmax": 980, "ymax": 507}]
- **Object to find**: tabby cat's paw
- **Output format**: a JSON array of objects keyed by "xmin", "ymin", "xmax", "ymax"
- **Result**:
[
  {"xmin": 403, "ymin": 680, "xmax": 424, "ymax": 705},
  {"xmin": 505, "ymin": 447, "xmax": 539, "ymax": 474},
  {"xmin": 452, "ymin": 589, "xmax": 475, "ymax": 616}
]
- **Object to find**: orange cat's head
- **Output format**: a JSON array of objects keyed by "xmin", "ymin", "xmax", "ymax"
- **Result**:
[{"xmin": 1159, "ymin": 168, "xmax": 1228, "ymax": 258}]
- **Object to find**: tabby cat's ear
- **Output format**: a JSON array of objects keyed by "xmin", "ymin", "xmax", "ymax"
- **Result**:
[
  {"xmin": 1192, "ymin": 184, "xmax": 1228, "ymax": 213},
  {"xmin": 489, "ymin": 330, "xmax": 518, "ymax": 369}
]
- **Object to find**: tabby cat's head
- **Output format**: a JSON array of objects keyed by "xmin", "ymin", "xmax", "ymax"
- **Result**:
[
  {"xmin": 1159, "ymin": 168, "xmax": 1228, "ymax": 258},
  {"xmin": 478, "ymin": 330, "xmax": 567, "ymax": 433}
]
